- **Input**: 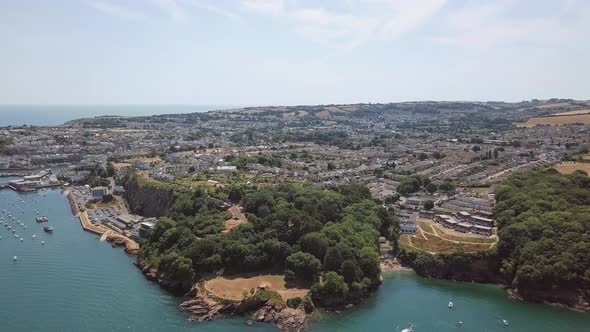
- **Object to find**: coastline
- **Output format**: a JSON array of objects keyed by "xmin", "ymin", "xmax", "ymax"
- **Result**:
[{"xmin": 65, "ymin": 188, "xmax": 139, "ymax": 255}]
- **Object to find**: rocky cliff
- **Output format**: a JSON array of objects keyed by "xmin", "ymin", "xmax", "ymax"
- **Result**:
[{"xmin": 123, "ymin": 174, "xmax": 172, "ymax": 218}]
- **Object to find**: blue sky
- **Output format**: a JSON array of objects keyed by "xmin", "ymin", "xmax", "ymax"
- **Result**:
[{"xmin": 0, "ymin": 0, "xmax": 589, "ymax": 105}]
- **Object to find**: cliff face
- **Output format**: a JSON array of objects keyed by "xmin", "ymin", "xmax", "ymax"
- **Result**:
[{"xmin": 123, "ymin": 176, "xmax": 172, "ymax": 218}]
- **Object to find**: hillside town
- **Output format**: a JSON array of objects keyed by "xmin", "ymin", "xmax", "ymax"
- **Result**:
[{"xmin": 0, "ymin": 100, "xmax": 589, "ymax": 254}]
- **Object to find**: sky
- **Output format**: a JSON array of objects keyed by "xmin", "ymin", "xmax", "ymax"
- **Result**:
[{"xmin": 0, "ymin": 0, "xmax": 589, "ymax": 106}]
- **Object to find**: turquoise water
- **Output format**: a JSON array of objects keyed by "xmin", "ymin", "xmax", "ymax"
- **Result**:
[{"xmin": 1, "ymin": 189, "xmax": 590, "ymax": 332}]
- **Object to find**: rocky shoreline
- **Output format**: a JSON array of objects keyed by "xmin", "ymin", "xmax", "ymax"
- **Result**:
[
  {"xmin": 135, "ymin": 262, "xmax": 310, "ymax": 331},
  {"xmin": 506, "ymin": 287, "xmax": 590, "ymax": 312}
]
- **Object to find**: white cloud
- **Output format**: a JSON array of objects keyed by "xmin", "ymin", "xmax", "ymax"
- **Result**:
[
  {"xmin": 183, "ymin": 0, "xmax": 242, "ymax": 21},
  {"xmin": 437, "ymin": 0, "xmax": 590, "ymax": 50},
  {"xmin": 152, "ymin": 0, "xmax": 187, "ymax": 23},
  {"xmin": 240, "ymin": 0, "xmax": 447, "ymax": 48},
  {"xmin": 87, "ymin": 1, "xmax": 148, "ymax": 21},
  {"xmin": 242, "ymin": 0, "xmax": 286, "ymax": 16}
]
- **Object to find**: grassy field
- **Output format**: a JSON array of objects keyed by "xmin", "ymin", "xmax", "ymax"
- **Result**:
[
  {"xmin": 111, "ymin": 162, "xmax": 132, "ymax": 170},
  {"xmin": 204, "ymin": 273, "xmax": 308, "ymax": 300},
  {"xmin": 516, "ymin": 113, "xmax": 590, "ymax": 127},
  {"xmin": 550, "ymin": 108, "xmax": 590, "ymax": 115},
  {"xmin": 553, "ymin": 162, "xmax": 590, "ymax": 174},
  {"xmin": 399, "ymin": 220, "xmax": 496, "ymax": 254},
  {"xmin": 405, "ymin": 232, "xmax": 492, "ymax": 254},
  {"xmin": 123, "ymin": 156, "xmax": 162, "ymax": 164},
  {"xmin": 421, "ymin": 220, "xmax": 496, "ymax": 244}
]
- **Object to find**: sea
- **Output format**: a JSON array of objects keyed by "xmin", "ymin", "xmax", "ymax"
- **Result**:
[
  {"xmin": 1, "ymin": 188, "xmax": 590, "ymax": 332},
  {"xmin": 0, "ymin": 105, "xmax": 237, "ymax": 126}
]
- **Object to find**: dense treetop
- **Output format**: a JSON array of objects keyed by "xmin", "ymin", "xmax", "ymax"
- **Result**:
[
  {"xmin": 133, "ymin": 177, "xmax": 399, "ymax": 308},
  {"xmin": 494, "ymin": 169, "xmax": 590, "ymax": 294}
]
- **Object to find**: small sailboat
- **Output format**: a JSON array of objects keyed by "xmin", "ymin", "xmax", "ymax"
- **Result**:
[
  {"xmin": 401, "ymin": 324, "xmax": 414, "ymax": 332},
  {"xmin": 43, "ymin": 225, "xmax": 54, "ymax": 233},
  {"xmin": 502, "ymin": 319, "xmax": 509, "ymax": 326},
  {"xmin": 13, "ymin": 256, "xmax": 17, "ymax": 261},
  {"xmin": 456, "ymin": 320, "xmax": 463, "ymax": 327},
  {"xmin": 20, "ymin": 237, "xmax": 23, "ymax": 242},
  {"xmin": 41, "ymin": 241, "xmax": 45, "ymax": 245},
  {"xmin": 32, "ymin": 234, "xmax": 36, "ymax": 239},
  {"xmin": 448, "ymin": 301, "xmax": 454, "ymax": 308}
]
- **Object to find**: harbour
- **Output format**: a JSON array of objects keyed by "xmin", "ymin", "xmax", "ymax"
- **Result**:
[{"xmin": 2, "ymin": 188, "xmax": 590, "ymax": 331}]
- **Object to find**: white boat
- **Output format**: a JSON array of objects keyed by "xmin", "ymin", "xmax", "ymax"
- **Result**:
[
  {"xmin": 457, "ymin": 320, "xmax": 463, "ymax": 327},
  {"xmin": 12, "ymin": 256, "xmax": 17, "ymax": 261},
  {"xmin": 32, "ymin": 234, "xmax": 36, "ymax": 239},
  {"xmin": 20, "ymin": 238, "xmax": 23, "ymax": 242},
  {"xmin": 502, "ymin": 319, "xmax": 509, "ymax": 326},
  {"xmin": 401, "ymin": 324, "xmax": 414, "ymax": 332},
  {"xmin": 41, "ymin": 241, "xmax": 45, "ymax": 245},
  {"xmin": 448, "ymin": 301, "xmax": 454, "ymax": 308}
]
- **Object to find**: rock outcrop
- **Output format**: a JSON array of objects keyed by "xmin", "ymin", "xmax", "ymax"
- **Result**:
[
  {"xmin": 123, "ymin": 176, "xmax": 171, "ymax": 217},
  {"xmin": 253, "ymin": 306, "xmax": 308, "ymax": 332}
]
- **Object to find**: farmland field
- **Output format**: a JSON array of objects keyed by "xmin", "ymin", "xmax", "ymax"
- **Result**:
[
  {"xmin": 553, "ymin": 162, "xmax": 590, "ymax": 174},
  {"xmin": 516, "ymin": 113, "xmax": 590, "ymax": 127}
]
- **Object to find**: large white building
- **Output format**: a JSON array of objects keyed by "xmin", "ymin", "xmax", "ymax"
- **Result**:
[{"xmin": 91, "ymin": 186, "xmax": 109, "ymax": 199}]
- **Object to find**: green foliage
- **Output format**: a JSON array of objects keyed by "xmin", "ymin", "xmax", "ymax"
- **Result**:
[
  {"xmin": 398, "ymin": 175, "xmax": 431, "ymax": 195},
  {"xmin": 310, "ymin": 272, "xmax": 349, "ymax": 308},
  {"xmin": 423, "ymin": 199, "xmax": 434, "ymax": 210},
  {"xmin": 494, "ymin": 169, "xmax": 590, "ymax": 293},
  {"xmin": 285, "ymin": 252, "xmax": 322, "ymax": 283},
  {"xmin": 101, "ymin": 194, "xmax": 114, "ymax": 203},
  {"xmin": 230, "ymin": 154, "xmax": 283, "ymax": 169},
  {"xmin": 158, "ymin": 251, "xmax": 194, "ymax": 283},
  {"xmin": 137, "ymin": 179, "xmax": 386, "ymax": 306},
  {"xmin": 286, "ymin": 297, "xmax": 302, "ymax": 309}
]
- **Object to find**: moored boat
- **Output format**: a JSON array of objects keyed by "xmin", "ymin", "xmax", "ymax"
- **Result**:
[
  {"xmin": 43, "ymin": 225, "xmax": 54, "ymax": 233},
  {"xmin": 36, "ymin": 216, "xmax": 48, "ymax": 223}
]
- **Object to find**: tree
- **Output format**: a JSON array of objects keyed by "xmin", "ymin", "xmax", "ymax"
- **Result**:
[
  {"xmin": 101, "ymin": 194, "xmax": 114, "ymax": 203},
  {"xmin": 472, "ymin": 145, "xmax": 481, "ymax": 152},
  {"xmin": 433, "ymin": 151, "xmax": 445, "ymax": 159},
  {"xmin": 426, "ymin": 182, "xmax": 438, "ymax": 193},
  {"xmin": 228, "ymin": 187, "xmax": 243, "ymax": 202},
  {"xmin": 299, "ymin": 232, "xmax": 329, "ymax": 261},
  {"xmin": 158, "ymin": 251, "xmax": 195, "ymax": 283},
  {"xmin": 423, "ymin": 199, "xmax": 434, "ymax": 210},
  {"xmin": 341, "ymin": 260, "xmax": 359, "ymax": 284},
  {"xmin": 285, "ymin": 252, "xmax": 322, "ymax": 283},
  {"xmin": 310, "ymin": 272, "xmax": 349, "ymax": 307},
  {"xmin": 106, "ymin": 162, "xmax": 116, "ymax": 177},
  {"xmin": 385, "ymin": 194, "xmax": 400, "ymax": 204},
  {"xmin": 439, "ymin": 181, "xmax": 455, "ymax": 193}
]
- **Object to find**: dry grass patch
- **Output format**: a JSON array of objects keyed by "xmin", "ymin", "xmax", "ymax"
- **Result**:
[
  {"xmin": 550, "ymin": 108, "xmax": 590, "ymax": 116},
  {"xmin": 423, "ymin": 221, "xmax": 497, "ymax": 244},
  {"xmin": 553, "ymin": 162, "xmax": 590, "ymax": 174},
  {"xmin": 409, "ymin": 232, "xmax": 491, "ymax": 254},
  {"xmin": 204, "ymin": 273, "xmax": 308, "ymax": 301},
  {"xmin": 538, "ymin": 102, "xmax": 572, "ymax": 109},
  {"xmin": 516, "ymin": 114, "xmax": 590, "ymax": 127},
  {"xmin": 112, "ymin": 162, "xmax": 132, "ymax": 170},
  {"xmin": 223, "ymin": 205, "xmax": 247, "ymax": 233},
  {"xmin": 124, "ymin": 156, "xmax": 162, "ymax": 164}
]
